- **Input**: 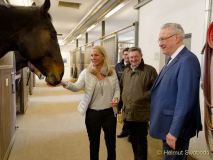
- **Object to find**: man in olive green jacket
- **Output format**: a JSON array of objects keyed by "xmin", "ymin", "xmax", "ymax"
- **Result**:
[{"xmin": 121, "ymin": 47, "xmax": 157, "ymax": 160}]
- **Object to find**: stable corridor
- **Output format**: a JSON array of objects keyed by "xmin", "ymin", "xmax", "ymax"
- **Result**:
[{"xmin": 8, "ymin": 80, "xmax": 163, "ymax": 160}]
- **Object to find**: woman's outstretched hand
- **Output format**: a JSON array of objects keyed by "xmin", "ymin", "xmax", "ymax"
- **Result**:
[{"xmin": 60, "ymin": 81, "xmax": 68, "ymax": 88}]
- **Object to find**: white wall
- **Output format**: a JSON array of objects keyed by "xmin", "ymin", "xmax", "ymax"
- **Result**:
[
  {"xmin": 138, "ymin": 0, "xmax": 212, "ymax": 159},
  {"xmin": 138, "ymin": 0, "xmax": 206, "ymax": 72}
]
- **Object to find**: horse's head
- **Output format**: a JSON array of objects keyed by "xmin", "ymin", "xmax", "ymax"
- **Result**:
[
  {"xmin": 16, "ymin": 0, "xmax": 64, "ymax": 86},
  {"xmin": 15, "ymin": 51, "xmax": 44, "ymax": 79},
  {"xmin": 28, "ymin": 62, "xmax": 44, "ymax": 79}
]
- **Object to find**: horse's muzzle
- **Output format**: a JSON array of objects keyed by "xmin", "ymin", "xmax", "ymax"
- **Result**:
[{"xmin": 45, "ymin": 74, "xmax": 62, "ymax": 86}]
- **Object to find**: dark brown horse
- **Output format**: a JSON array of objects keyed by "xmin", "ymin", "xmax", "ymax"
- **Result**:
[
  {"xmin": 15, "ymin": 51, "xmax": 43, "ymax": 79},
  {"xmin": 0, "ymin": 0, "xmax": 64, "ymax": 86}
]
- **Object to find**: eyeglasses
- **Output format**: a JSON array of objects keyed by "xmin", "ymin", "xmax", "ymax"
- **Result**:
[{"xmin": 158, "ymin": 34, "xmax": 176, "ymax": 43}]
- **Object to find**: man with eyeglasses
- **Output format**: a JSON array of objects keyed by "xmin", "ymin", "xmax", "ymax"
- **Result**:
[{"xmin": 150, "ymin": 23, "xmax": 202, "ymax": 160}]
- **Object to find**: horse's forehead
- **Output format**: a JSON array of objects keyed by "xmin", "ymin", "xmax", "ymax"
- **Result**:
[
  {"xmin": 25, "ymin": 27, "xmax": 52, "ymax": 46},
  {"xmin": 40, "ymin": 29, "xmax": 51, "ymax": 40}
]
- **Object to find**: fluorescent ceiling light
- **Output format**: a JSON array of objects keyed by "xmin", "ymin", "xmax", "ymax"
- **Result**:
[
  {"xmin": 86, "ymin": 24, "xmax": 96, "ymax": 32},
  {"xmin": 76, "ymin": 34, "xmax": 82, "ymax": 39},
  {"xmin": 105, "ymin": 3, "xmax": 125, "ymax": 19},
  {"xmin": 8, "ymin": 0, "xmax": 33, "ymax": 6}
]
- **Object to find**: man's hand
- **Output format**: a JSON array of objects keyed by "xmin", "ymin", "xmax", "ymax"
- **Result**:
[{"xmin": 166, "ymin": 133, "xmax": 177, "ymax": 150}]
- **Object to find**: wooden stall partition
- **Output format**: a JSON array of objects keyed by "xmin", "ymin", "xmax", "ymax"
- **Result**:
[
  {"xmin": 0, "ymin": 52, "xmax": 16, "ymax": 160},
  {"xmin": 16, "ymin": 67, "xmax": 29, "ymax": 114},
  {"xmin": 70, "ymin": 50, "xmax": 77, "ymax": 79},
  {"xmin": 80, "ymin": 46, "xmax": 85, "ymax": 72},
  {"xmin": 75, "ymin": 48, "xmax": 81, "ymax": 76},
  {"xmin": 102, "ymin": 34, "xmax": 118, "ymax": 66},
  {"xmin": 84, "ymin": 44, "xmax": 93, "ymax": 68},
  {"xmin": 29, "ymin": 73, "xmax": 34, "ymax": 95}
]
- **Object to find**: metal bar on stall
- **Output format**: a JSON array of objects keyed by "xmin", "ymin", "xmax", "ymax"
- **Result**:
[{"xmin": 76, "ymin": 23, "xmax": 135, "ymax": 49}]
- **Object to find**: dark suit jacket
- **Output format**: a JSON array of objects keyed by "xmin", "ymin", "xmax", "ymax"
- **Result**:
[
  {"xmin": 150, "ymin": 47, "xmax": 202, "ymax": 140},
  {"xmin": 115, "ymin": 59, "xmax": 127, "ymax": 111}
]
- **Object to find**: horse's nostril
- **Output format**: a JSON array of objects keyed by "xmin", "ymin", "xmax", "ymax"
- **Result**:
[{"xmin": 46, "ymin": 74, "xmax": 61, "ymax": 86}]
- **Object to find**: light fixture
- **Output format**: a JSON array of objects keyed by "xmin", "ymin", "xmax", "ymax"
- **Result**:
[
  {"xmin": 105, "ymin": 3, "xmax": 126, "ymax": 19},
  {"xmin": 8, "ymin": 0, "xmax": 33, "ymax": 6},
  {"xmin": 76, "ymin": 34, "xmax": 82, "ymax": 39},
  {"xmin": 86, "ymin": 24, "xmax": 96, "ymax": 32}
]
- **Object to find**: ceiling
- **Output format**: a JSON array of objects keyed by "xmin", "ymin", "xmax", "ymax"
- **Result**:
[
  {"xmin": 7, "ymin": 0, "xmax": 138, "ymax": 48},
  {"xmin": 34, "ymin": 0, "xmax": 99, "ymax": 41},
  {"xmin": 34, "ymin": 0, "xmax": 138, "ymax": 45}
]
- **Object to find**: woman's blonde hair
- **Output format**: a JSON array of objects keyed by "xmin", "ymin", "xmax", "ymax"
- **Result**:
[{"xmin": 87, "ymin": 45, "xmax": 113, "ymax": 76}]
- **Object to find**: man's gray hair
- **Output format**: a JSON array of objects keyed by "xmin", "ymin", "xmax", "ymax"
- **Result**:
[
  {"xmin": 161, "ymin": 23, "xmax": 185, "ymax": 39},
  {"xmin": 129, "ymin": 47, "xmax": 143, "ymax": 56}
]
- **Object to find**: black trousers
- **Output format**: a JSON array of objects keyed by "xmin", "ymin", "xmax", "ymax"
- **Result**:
[
  {"xmin": 128, "ymin": 121, "xmax": 148, "ymax": 160},
  {"xmin": 86, "ymin": 108, "xmax": 117, "ymax": 160}
]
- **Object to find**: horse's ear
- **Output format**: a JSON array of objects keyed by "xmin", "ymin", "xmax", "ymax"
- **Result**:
[{"xmin": 41, "ymin": 0, "xmax": 50, "ymax": 12}]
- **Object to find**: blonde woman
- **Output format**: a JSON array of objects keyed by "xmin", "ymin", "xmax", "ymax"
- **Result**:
[{"xmin": 61, "ymin": 46, "xmax": 120, "ymax": 160}]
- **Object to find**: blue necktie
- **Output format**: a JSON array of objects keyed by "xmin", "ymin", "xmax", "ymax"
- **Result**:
[
  {"xmin": 166, "ymin": 57, "xmax": 172, "ymax": 65},
  {"xmin": 161, "ymin": 57, "xmax": 171, "ymax": 72}
]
